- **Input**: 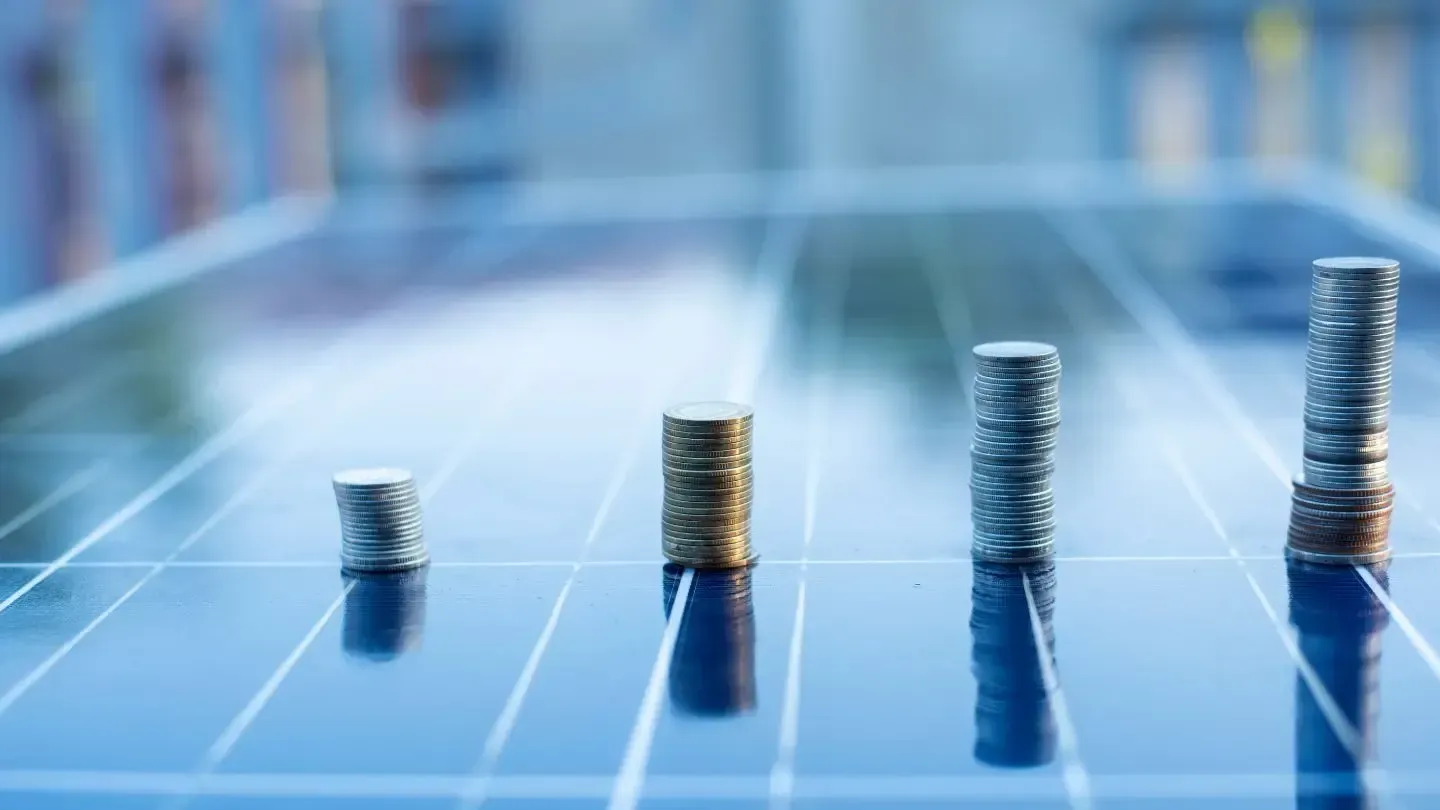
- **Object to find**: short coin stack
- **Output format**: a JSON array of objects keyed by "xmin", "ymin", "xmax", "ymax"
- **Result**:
[
  {"xmin": 662, "ymin": 402, "xmax": 755, "ymax": 569},
  {"xmin": 1289, "ymin": 257, "xmax": 1399, "ymax": 565},
  {"xmin": 970, "ymin": 342, "xmax": 1062, "ymax": 563},
  {"xmin": 333, "ymin": 468, "xmax": 430, "ymax": 574}
]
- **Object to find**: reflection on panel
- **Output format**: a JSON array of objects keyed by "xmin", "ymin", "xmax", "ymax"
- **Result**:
[
  {"xmin": 662, "ymin": 564, "xmax": 756, "ymax": 718},
  {"xmin": 970, "ymin": 559, "xmax": 1056, "ymax": 768},
  {"xmin": 1287, "ymin": 559, "xmax": 1386, "ymax": 809},
  {"xmin": 342, "ymin": 568, "xmax": 429, "ymax": 663}
]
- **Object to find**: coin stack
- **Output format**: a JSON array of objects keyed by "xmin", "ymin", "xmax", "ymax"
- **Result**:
[
  {"xmin": 333, "ymin": 468, "xmax": 430, "ymax": 574},
  {"xmin": 662, "ymin": 402, "xmax": 756, "ymax": 569},
  {"xmin": 663, "ymin": 564, "xmax": 757, "ymax": 717},
  {"xmin": 970, "ymin": 342, "xmax": 1062, "ymax": 563},
  {"xmin": 1289, "ymin": 257, "xmax": 1399, "ymax": 565},
  {"xmin": 971, "ymin": 559, "xmax": 1056, "ymax": 768}
]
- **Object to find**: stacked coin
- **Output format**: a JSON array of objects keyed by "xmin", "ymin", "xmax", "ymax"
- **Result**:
[
  {"xmin": 662, "ymin": 402, "xmax": 755, "ymax": 569},
  {"xmin": 333, "ymin": 468, "xmax": 430, "ymax": 574},
  {"xmin": 970, "ymin": 342, "xmax": 1062, "ymax": 563},
  {"xmin": 971, "ymin": 559, "xmax": 1056, "ymax": 768},
  {"xmin": 342, "ymin": 568, "xmax": 428, "ymax": 663},
  {"xmin": 1290, "ymin": 257, "xmax": 1399, "ymax": 565},
  {"xmin": 663, "ymin": 564, "xmax": 756, "ymax": 717}
]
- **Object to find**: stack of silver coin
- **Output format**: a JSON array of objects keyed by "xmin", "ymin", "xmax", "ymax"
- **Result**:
[
  {"xmin": 333, "ymin": 468, "xmax": 430, "ymax": 574},
  {"xmin": 662, "ymin": 402, "xmax": 755, "ymax": 569},
  {"xmin": 1289, "ymin": 257, "xmax": 1399, "ymax": 565},
  {"xmin": 970, "ymin": 342, "xmax": 1062, "ymax": 563}
]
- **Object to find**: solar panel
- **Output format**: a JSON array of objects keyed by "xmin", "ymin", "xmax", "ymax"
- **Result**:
[{"xmin": 0, "ymin": 167, "xmax": 1436, "ymax": 809}]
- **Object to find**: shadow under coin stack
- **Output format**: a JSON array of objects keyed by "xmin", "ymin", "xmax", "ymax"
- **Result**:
[
  {"xmin": 1289, "ymin": 257, "xmax": 1399, "ymax": 566},
  {"xmin": 662, "ymin": 564, "xmax": 757, "ymax": 717},
  {"xmin": 342, "ymin": 567, "xmax": 429, "ymax": 663},
  {"xmin": 970, "ymin": 342, "xmax": 1062, "ymax": 563},
  {"xmin": 1287, "ymin": 560, "xmax": 1387, "ymax": 804},
  {"xmin": 970, "ymin": 559, "xmax": 1057, "ymax": 768},
  {"xmin": 333, "ymin": 468, "xmax": 430, "ymax": 574},
  {"xmin": 662, "ymin": 402, "xmax": 756, "ymax": 568}
]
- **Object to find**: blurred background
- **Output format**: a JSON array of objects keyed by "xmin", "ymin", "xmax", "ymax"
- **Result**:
[{"xmin": 0, "ymin": 0, "xmax": 1435, "ymax": 303}]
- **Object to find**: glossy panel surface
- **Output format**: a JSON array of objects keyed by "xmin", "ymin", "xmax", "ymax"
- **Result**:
[{"xmin": 0, "ymin": 192, "xmax": 1436, "ymax": 810}]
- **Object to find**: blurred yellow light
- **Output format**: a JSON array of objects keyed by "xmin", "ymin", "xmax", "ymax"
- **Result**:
[
  {"xmin": 1247, "ymin": 6, "xmax": 1308, "ymax": 73},
  {"xmin": 1357, "ymin": 134, "xmax": 1410, "ymax": 191}
]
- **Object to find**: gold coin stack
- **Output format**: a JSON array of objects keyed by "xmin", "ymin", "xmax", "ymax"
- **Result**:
[{"xmin": 662, "ymin": 402, "xmax": 755, "ymax": 569}]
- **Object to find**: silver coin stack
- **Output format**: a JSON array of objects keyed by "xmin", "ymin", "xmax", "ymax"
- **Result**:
[
  {"xmin": 1289, "ymin": 257, "xmax": 1399, "ymax": 566},
  {"xmin": 970, "ymin": 341, "xmax": 1061, "ymax": 563},
  {"xmin": 333, "ymin": 468, "xmax": 430, "ymax": 574},
  {"xmin": 662, "ymin": 402, "xmax": 755, "ymax": 569}
]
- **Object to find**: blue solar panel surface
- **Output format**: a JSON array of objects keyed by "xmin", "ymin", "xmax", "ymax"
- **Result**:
[{"xmin": 0, "ymin": 183, "xmax": 1438, "ymax": 809}]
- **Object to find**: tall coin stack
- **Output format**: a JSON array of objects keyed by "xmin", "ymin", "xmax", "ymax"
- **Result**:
[
  {"xmin": 333, "ymin": 468, "xmax": 430, "ymax": 574},
  {"xmin": 1289, "ymin": 257, "xmax": 1399, "ymax": 566},
  {"xmin": 970, "ymin": 342, "xmax": 1062, "ymax": 563},
  {"xmin": 662, "ymin": 402, "xmax": 755, "ymax": 569}
]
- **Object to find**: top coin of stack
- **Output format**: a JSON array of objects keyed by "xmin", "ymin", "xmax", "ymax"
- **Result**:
[
  {"xmin": 1290, "ymin": 257, "xmax": 1399, "ymax": 565},
  {"xmin": 333, "ymin": 468, "xmax": 430, "ymax": 575},
  {"xmin": 970, "ymin": 342, "xmax": 1062, "ymax": 564},
  {"xmin": 661, "ymin": 402, "xmax": 755, "ymax": 569}
]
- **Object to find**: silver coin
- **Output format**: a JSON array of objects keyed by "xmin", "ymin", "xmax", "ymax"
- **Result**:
[
  {"xmin": 970, "ymin": 441, "xmax": 1058, "ymax": 459},
  {"xmin": 659, "ymin": 546, "xmax": 756, "ymax": 565},
  {"xmin": 663, "ymin": 446, "xmax": 753, "ymax": 461},
  {"xmin": 663, "ymin": 457, "xmax": 754, "ymax": 473},
  {"xmin": 664, "ymin": 401, "xmax": 753, "ymax": 426},
  {"xmin": 663, "ymin": 494, "xmax": 755, "ymax": 510},
  {"xmin": 971, "ymin": 481, "xmax": 1055, "ymax": 498},
  {"xmin": 970, "ymin": 467, "xmax": 1055, "ymax": 484},
  {"xmin": 338, "ymin": 523, "xmax": 427, "ymax": 539},
  {"xmin": 971, "ymin": 530, "xmax": 1056, "ymax": 550},
  {"xmin": 332, "ymin": 492, "xmax": 422, "ymax": 510},
  {"xmin": 971, "ymin": 541, "xmax": 1055, "ymax": 564},
  {"xmin": 334, "ymin": 468, "xmax": 415, "ymax": 489},
  {"xmin": 663, "ymin": 532, "xmax": 753, "ymax": 550},
  {"xmin": 1312, "ymin": 255, "xmax": 1400, "ymax": 272},
  {"xmin": 661, "ymin": 530, "xmax": 753, "ymax": 546},
  {"xmin": 342, "ymin": 552, "xmax": 431, "ymax": 575},
  {"xmin": 974, "ymin": 339, "xmax": 1059, "ymax": 359},
  {"xmin": 974, "ymin": 375, "xmax": 1061, "ymax": 388}
]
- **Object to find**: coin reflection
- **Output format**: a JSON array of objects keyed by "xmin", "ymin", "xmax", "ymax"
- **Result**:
[
  {"xmin": 661, "ymin": 564, "xmax": 757, "ymax": 717},
  {"xmin": 970, "ymin": 559, "xmax": 1057, "ymax": 768},
  {"xmin": 1287, "ymin": 559, "xmax": 1386, "ymax": 809},
  {"xmin": 342, "ymin": 568, "xmax": 429, "ymax": 663}
]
